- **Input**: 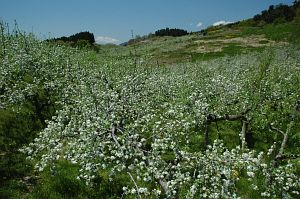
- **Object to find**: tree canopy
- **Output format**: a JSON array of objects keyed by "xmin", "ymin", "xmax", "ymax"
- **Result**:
[
  {"xmin": 52, "ymin": 31, "xmax": 95, "ymax": 44},
  {"xmin": 155, "ymin": 28, "xmax": 189, "ymax": 37},
  {"xmin": 253, "ymin": 2, "xmax": 299, "ymax": 24}
]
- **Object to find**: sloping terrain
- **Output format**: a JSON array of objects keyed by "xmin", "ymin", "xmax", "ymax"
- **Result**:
[
  {"xmin": 1, "ymin": 3, "xmax": 300, "ymax": 199},
  {"xmin": 99, "ymin": 15, "xmax": 300, "ymax": 63}
]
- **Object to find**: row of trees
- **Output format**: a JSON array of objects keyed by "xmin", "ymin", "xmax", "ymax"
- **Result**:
[
  {"xmin": 47, "ymin": 31, "xmax": 100, "ymax": 51},
  {"xmin": 126, "ymin": 28, "xmax": 189, "ymax": 45},
  {"xmin": 155, "ymin": 28, "xmax": 189, "ymax": 37},
  {"xmin": 51, "ymin": 31, "xmax": 95, "ymax": 45},
  {"xmin": 253, "ymin": 1, "xmax": 299, "ymax": 24}
]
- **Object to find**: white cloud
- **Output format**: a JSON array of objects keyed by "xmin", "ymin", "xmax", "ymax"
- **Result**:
[
  {"xmin": 196, "ymin": 22, "xmax": 203, "ymax": 27},
  {"xmin": 212, "ymin": 20, "xmax": 233, "ymax": 26},
  {"xmin": 95, "ymin": 36, "xmax": 120, "ymax": 44}
]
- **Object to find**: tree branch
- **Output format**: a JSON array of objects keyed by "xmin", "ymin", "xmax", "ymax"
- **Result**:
[
  {"xmin": 207, "ymin": 114, "xmax": 246, "ymax": 122},
  {"xmin": 158, "ymin": 178, "xmax": 169, "ymax": 195},
  {"xmin": 205, "ymin": 112, "xmax": 249, "ymax": 147},
  {"xmin": 271, "ymin": 98, "xmax": 298, "ymax": 166},
  {"xmin": 134, "ymin": 145, "xmax": 169, "ymax": 194},
  {"xmin": 270, "ymin": 125, "xmax": 285, "ymax": 135},
  {"xmin": 275, "ymin": 121, "xmax": 294, "ymax": 163},
  {"xmin": 111, "ymin": 127, "xmax": 169, "ymax": 194},
  {"xmin": 111, "ymin": 124, "xmax": 121, "ymax": 148},
  {"xmin": 127, "ymin": 172, "xmax": 141, "ymax": 199}
]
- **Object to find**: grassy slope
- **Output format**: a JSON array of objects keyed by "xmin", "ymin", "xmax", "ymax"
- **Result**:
[{"xmin": 100, "ymin": 15, "xmax": 300, "ymax": 64}]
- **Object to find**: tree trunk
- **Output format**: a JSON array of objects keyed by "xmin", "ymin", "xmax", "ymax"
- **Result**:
[
  {"xmin": 241, "ymin": 121, "xmax": 247, "ymax": 151},
  {"xmin": 204, "ymin": 121, "xmax": 210, "ymax": 147},
  {"xmin": 275, "ymin": 121, "xmax": 294, "ymax": 161}
]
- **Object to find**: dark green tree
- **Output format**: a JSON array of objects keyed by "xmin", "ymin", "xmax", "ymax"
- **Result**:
[
  {"xmin": 254, "ymin": 3, "xmax": 296, "ymax": 24},
  {"xmin": 51, "ymin": 31, "xmax": 95, "ymax": 45},
  {"xmin": 154, "ymin": 28, "xmax": 188, "ymax": 37}
]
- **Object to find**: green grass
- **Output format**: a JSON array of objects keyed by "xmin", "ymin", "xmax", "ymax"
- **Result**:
[
  {"xmin": 236, "ymin": 175, "xmax": 266, "ymax": 199},
  {"xmin": 263, "ymin": 21, "xmax": 300, "ymax": 43},
  {"xmin": 239, "ymin": 19, "xmax": 300, "ymax": 43},
  {"xmin": 28, "ymin": 161, "xmax": 89, "ymax": 199},
  {"xmin": 26, "ymin": 161, "xmax": 139, "ymax": 199},
  {"xmin": 186, "ymin": 44, "xmax": 265, "ymax": 62}
]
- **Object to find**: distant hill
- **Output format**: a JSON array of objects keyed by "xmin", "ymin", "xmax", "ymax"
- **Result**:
[
  {"xmin": 108, "ymin": 1, "xmax": 299, "ymax": 63},
  {"xmin": 126, "ymin": 1, "xmax": 300, "ymax": 45}
]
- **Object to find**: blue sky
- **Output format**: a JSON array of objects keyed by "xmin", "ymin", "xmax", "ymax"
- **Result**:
[{"xmin": 0, "ymin": 0, "xmax": 295, "ymax": 44}]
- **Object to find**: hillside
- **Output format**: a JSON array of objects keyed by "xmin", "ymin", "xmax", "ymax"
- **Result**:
[
  {"xmin": 1, "ymin": 3, "xmax": 300, "ymax": 199},
  {"xmin": 99, "ymin": 4, "xmax": 300, "ymax": 64}
]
